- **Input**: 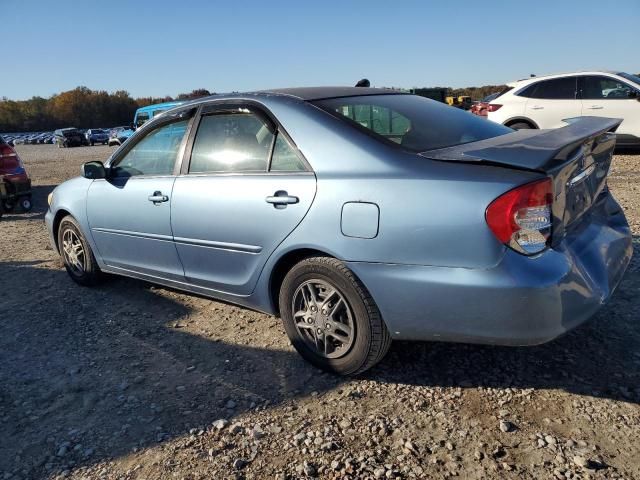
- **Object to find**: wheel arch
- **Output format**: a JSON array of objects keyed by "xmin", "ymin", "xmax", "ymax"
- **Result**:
[
  {"xmin": 504, "ymin": 117, "xmax": 539, "ymax": 129},
  {"xmin": 51, "ymin": 208, "xmax": 72, "ymax": 253},
  {"xmin": 268, "ymin": 247, "xmax": 337, "ymax": 316}
]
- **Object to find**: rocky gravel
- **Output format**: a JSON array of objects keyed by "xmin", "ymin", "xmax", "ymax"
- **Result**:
[{"xmin": 1, "ymin": 145, "xmax": 639, "ymax": 480}]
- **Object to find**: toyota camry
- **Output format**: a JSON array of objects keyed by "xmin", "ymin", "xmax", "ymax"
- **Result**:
[{"xmin": 45, "ymin": 87, "xmax": 632, "ymax": 375}]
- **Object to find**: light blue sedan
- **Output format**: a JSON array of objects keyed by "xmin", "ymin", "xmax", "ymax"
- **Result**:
[{"xmin": 45, "ymin": 87, "xmax": 632, "ymax": 375}]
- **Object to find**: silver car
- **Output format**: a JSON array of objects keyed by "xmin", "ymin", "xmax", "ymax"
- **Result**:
[{"xmin": 45, "ymin": 87, "xmax": 632, "ymax": 375}]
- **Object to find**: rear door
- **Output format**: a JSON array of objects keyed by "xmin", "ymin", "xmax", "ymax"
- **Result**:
[
  {"xmin": 579, "ymin": 75, "xmax": 640, "ymax": 143},
  {"xmin": 87, "ymin": 114, "xmax": 193, "ymax": 280},
  {"xmin": 171, "ymin": 104, "xmax": 316, "ymax": 296},
  {"xmin": 522, "ymin": 76, "xmax": 581, "ymax": 128}
]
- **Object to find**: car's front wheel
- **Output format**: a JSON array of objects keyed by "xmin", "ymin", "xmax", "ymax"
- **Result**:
[
  {"xmin": 57, "ymin": 215, "xmax": 103, "ymax": 286},
  {"xmin": 279, "ymin": 257, "xmax": 391, "ymax": 375}
]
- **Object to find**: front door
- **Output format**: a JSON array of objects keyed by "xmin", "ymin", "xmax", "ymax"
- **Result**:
[
  {"xmin": 87, "ymin": 117, "xmax": 191, "ymax": 280},
  {"xmin": 171, "ymin": 106, "xmax": 316, "ymax": 296},
  {"xmin": 579, "ymin": 75, "xmax": 640, "ymax": 143}
]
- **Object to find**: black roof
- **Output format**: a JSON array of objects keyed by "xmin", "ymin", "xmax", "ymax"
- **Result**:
[{"xmin": 256, "ymin": 86, "xmax": 407, "ymax": 101}]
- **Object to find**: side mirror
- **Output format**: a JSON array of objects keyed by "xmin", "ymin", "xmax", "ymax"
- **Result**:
[{"xmin": 81, "ymin": 161, "xmax": 107, "ymax": 180}]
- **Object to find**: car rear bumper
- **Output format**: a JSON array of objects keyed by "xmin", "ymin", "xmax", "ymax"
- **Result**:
[{"xmin": 347, "ymin": 193, "xmax": 632, "ymax": 345}]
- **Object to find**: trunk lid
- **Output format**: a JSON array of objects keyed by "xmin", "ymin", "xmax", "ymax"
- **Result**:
[{"xmin": 420, "ymin": 117, "xmax": 622, "ymax": 244}]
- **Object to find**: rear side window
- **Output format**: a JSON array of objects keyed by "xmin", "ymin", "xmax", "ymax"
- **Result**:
[
  {"xmin": 315, "ymin": 94, "xmax": 512, "ymax": 152},
  {"xmin": 270, "ymin": 133, "xmax": 306, "ymax": 172},
  {"xmin": 517, "ymin": 77, "xmax": 577, "ymax": 99},
  {"xmin": 189, "ymin": 112, "xmax": 274, "ymax": 173}
]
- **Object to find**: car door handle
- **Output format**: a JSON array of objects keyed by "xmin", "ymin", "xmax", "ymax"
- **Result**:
[
  {"xmin": 530, "ymin": 105, "xmax": 544, "ymax": 110},
  {"xmin": 266, "ymin": 191, "xmax": 299, "ymax": 208},
  {"xmin": 586, "ymin": 105, "xmax": 603, "ymax": 110},
  {"xmin": 148, "ymin": 191, "xmax": 169, "ymax": 203}
]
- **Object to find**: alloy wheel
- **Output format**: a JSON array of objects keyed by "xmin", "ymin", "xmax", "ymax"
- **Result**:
[
  {"xmin": 61, "ymin": 228, "xmax": 86, "ymax": 275},
  {"xmin": 291, "ymin": 279, "xmax": 355, "ymax": 358}
]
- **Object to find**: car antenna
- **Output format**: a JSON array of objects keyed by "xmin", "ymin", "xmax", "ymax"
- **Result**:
[{"xmin": 355, "ymin": 78, "xmax": 370, "ymax": 87}]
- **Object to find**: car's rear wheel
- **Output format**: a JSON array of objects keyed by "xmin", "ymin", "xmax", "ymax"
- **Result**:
[
  {"xmin": 279, "ymin": 257, "xmax": 391, "ymax": 375},
  {"xmin": 57, "ymin": 215, "xmax": 103, "ymax": 286},
  {"xmin": 508, "ymin": 121, "xmax": 534, "ymax": 130}
]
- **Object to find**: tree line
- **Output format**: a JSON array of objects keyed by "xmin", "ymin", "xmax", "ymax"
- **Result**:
[
  {"xmin": 3, "ymin": 76, "xmax": 638, "ymax": 132},
  {"xmin": 0, "ymin": 87, "xmax": 213, "ymax": 133}
]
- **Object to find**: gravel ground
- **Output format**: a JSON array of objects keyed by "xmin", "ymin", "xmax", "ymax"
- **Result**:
[{"xmin": 1, "ymin": 144, "xmax": 639, "ymax": 480}]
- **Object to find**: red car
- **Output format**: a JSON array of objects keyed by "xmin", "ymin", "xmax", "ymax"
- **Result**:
[
  {"xmin": 470, "ymin": 92, "xmax": 502, "ymax": 117},
  {"xmin": 0, "ymin": 135, "xmax": 32, "ymax": 215}
]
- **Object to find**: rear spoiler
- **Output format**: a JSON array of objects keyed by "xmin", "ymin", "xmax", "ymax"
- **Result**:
[{"xmin": 421, "ymin": 117, "xmax": 622, "ymax": 171}]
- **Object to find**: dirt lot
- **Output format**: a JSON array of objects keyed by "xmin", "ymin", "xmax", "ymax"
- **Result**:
[{"xmin": 1, "ymin": 144, "xmax": 639, "ymax": 480}]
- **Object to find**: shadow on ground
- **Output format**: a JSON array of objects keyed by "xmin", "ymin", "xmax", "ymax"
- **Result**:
[
  {"xmin": 1, "ymin": 233, "xmax": 638, "ymax": 477},
  {"xmin": 1, "ymin": 177, "xmax": 638, "ymax": 479},
  {"xmin": 615, "ymin": 146, "xmax": 640, "ymax": 155}
]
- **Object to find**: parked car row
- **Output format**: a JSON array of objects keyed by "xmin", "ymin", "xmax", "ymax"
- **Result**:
[
  {"xmin": 1, "ymin": 128, "xmax": 128, "ymax": 147},
  {"xmin": 471, "ymin": 70, "xmax": 640, "ymax": 146},
  {"xmin": 4, "ymin": 132, "xmax": 56, "ymax": 145}
]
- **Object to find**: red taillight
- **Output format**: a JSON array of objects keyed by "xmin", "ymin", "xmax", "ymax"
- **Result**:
[
  {"xmin": 486, "ymin": 104, "xmax": 502, "ymax": 112},
  {"xmin": 486, "ymin": 178, "xmax": 553, "ymax": 255},
  {"xmin": 0, "ymin": 143, "xmax": 21, "ymax": 170}
]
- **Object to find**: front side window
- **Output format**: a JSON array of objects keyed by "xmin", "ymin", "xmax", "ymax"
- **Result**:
[
  {"xmin": 580, "ymin": 76, "xmax": 637, "ymax": 99},
  {"xmin": 518, "ymin": 77, "xmax": 577, "ymax": 99},
  {"xmin": 111, "ymin": 119, "xmax": 189, "ymax": 177},
  {"xmin": 189, "ymin": 112, "xmax": 275, "ymax": 173},
  {"xmin": 315, "ymin": 94, "xmax": 512, "ymax": 152}
]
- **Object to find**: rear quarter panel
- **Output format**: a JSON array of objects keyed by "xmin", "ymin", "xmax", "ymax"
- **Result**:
[
  {"xmin": 487, "ymin": 90, "xmax": 528, "ymax": 125},
  {"xmin": 275, "ymin": 160, "xmax": 542, "ymax": 269}
]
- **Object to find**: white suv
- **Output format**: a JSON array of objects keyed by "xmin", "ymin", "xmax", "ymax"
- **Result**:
[{"xmin": 487, "ymin": 71, "xmax": 640, "ymax": 146}]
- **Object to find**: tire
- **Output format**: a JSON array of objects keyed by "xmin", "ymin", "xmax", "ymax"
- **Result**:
[
  {"xmin": 57, "ymin": 215, "xmax": 103, "ymax": 286},
  {"xmin": 90, "ymin": 141, "xmax": 94, "ymax": 146},
  {"xmin": 508, "ymin": 121, "xmax": 534, "ymax": 130},
  {"xmin": 279, "ymin": 256, "xmax": 391, "ymax": 375},
  {"xmin": 20, "ymin": 197, "xmax": 32, "ymax": 212}
]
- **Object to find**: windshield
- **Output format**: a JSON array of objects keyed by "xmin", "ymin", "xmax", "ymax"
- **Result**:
[
  {"xmin": 314, "ymin": 94, "xmax": 512, "ymax": 152},
  {"xmin": 136, "ymin": 112, "xmax": 150, "ymax": 128},
  {"xmin": 617, "ymin": 72, "xmax": 640, "ymax": 86}
]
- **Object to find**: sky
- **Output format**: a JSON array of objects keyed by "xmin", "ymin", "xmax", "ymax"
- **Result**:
[{"xmin": 2, "ymin": 0, "xmax": 639, "ymax": 100}]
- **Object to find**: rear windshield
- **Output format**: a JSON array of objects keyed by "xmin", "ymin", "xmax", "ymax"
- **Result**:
[{"xmin": 314, "ymin": 94, "xmax": 512, "ymax": 152}]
